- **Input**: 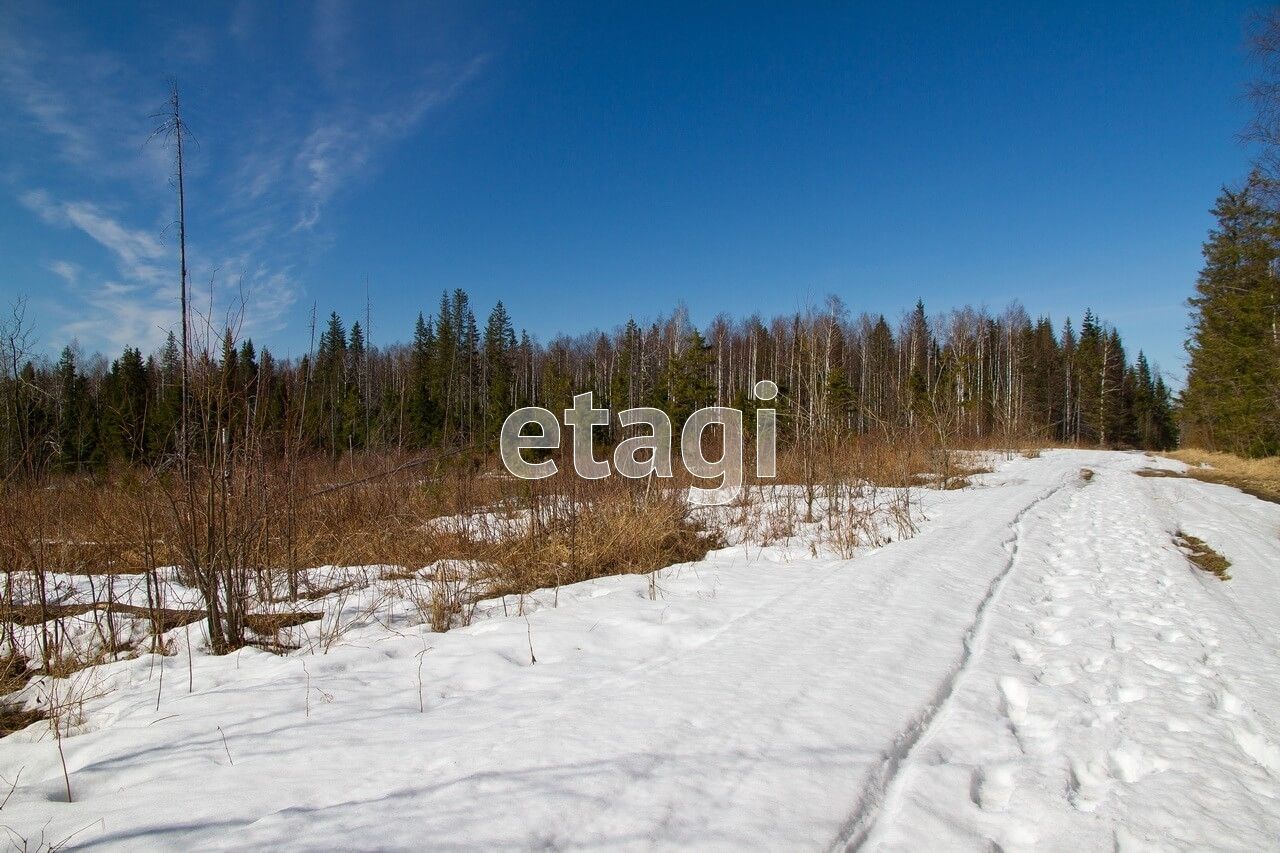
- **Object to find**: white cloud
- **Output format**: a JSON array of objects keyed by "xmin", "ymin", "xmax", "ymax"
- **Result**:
[
  {"xmin": 0, "ymin": 31, "xmax": 98, "ymax": 166},
  {"xmin": 2, "ymin": 7, "xmax": 488, "ymax": 354},
  {"xmin": 60, "ymin": 289, "xmax": 178, "ymax": 354},
  {"xmin": 290, "ymin": 55, "xmax": 488, "ymax": 230},
  {"xmin": 20, "ymin": 188, "xmax": 299, "ymax": 353},
  {"xmin": 47, "ymin": 260, "xmax": 79, "ymax": 285},
  {"xmin": 311, "ymin": 0, "xmax": 350, "ymax": 83},
  {"xmin": 0, "ymin": 23, "xmax": 160, "ymax": 184},
  {"xmin": 21, "ymin": 191, "xmax": 165, "ymax": 281}
]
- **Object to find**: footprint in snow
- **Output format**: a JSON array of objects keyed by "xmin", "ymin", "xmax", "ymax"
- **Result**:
[
  {"xmin": 1107, "ymin": 742, "xmax": 1167, "ymax": 784},
  {"xmin": 1068, "ymin": 758, "xmax": 1112, "ymax": 812},
  {"xmin": 1086, "ymin": 683, "xmax": 1144, "ymax": 706},
  {"xmin": 970, "ymin": 762, "xmax": 1018, "ymax": 812},
  {"xmin": 999, "ymin": 676, "xmax": 1058, "ymax": 754},
  {"xmin": 1233, "ymin": 725, "xmax": 1280, "ymax": 774},
  {"xmin": 1215, "ymin": 688, "xmax": 1244, "ymax": 715},
  {"xmin": 1036, "ymin": 662, "xmax": 1076, "ymax": 687},
  {"xmin": 1010, "ymin": 639, "xmax": 1041, "ymax": 665},
  {"xmin": 1143, "ymin": 657, "xmax": 1182, "ymax": 675},
  {"xmin": 1082, "ymin": 654, "xmax": 1109, "ymax": 674},
  {"xmin": 1114, "ymin": 682, "xmax": 1146, "ymax": 703},
  {"xmin": 999, "ymin": 676, "xmax": 1029, "ymax": 724}
]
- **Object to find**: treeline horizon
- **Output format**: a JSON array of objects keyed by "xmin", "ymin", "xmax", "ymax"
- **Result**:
[{"xmin": 0, "ymin": 291, "xmax": 1176, "ymax": 479}]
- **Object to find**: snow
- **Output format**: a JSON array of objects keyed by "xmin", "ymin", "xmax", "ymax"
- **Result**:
[{"xmin": 3, "ymin": 450, "xmax": 1280, "ymax": 850}]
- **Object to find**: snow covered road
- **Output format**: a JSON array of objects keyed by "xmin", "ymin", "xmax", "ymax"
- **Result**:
[{"xmin": 3, "ymin": 450, "xmax": 1280, "ymax": 851}]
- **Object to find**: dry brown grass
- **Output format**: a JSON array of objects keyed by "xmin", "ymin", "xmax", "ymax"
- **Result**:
[
  {"xmin": 1174, "ymin": 531, "xmax": 1232, "ymax": 581},
  {"xmin": 0, "ymin": 701, "xmax": 46, "ymax": 737},
  {"xmin": 1, "ymin": 449, "xmax": 728, "ymax": 667},
  {"xmin": 1161, "ymin": 449, "xmax": 1280, "ymax": 505},
  {"xmin": 415, "ymin": 476, "xmax": 720, "ymax": 609},
  {"xmin": 0, "ymin": 654, "xmax": 43, "ymax": 736},
  {"xmin": 0, "ymin": 437, "xmax": 944, "ymax": 678},
  {"xmin": 1134, "ymin": 468, "xmax": 1183, "ymax": 479}
]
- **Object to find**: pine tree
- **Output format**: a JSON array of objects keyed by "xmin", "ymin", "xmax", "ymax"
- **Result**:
[
  {"xmin": 666, "ymin": 328, "xmax": 714, "ymax": 429},
  {"xmin": 432, "ymin": 292, "xmax": 457, "ymax": 441},
  {"xmin": 103, "ymin": 347, "xmax": 151, "ymax": 463},
  {"xmin": 482, "ymin": 301, "xmax": 516, "ymax": 437},
  {"xmin": 1075, "ymin": 310, "xmax": 1103, "ymax": 443},
  {"xmin": 56, "ymin": 346, "xmax": 96, "ymax": 469},
  {"xmin": 1151, "ymin": 375, "xmax": 1178, "ymax": 449},
  {"xmin": 458, "ymin": 292, "xmax": 480, "ymax": 439},
  {"xmin": 1101, "ymin": 328, "xmax": 1130, "ymax": 446},
  {"xmin": 1183, "ymin": 173, "xmax": 1280, "ymax": 455},
  {"xmin": 1132, "ymin": 352, "xmax": 1157, "ymax": 448},
  {"xmin": 311, "ymin": 312, "xmax": 349, "ymax": 452},
  {"xmin": 1060, "ymin": 318, "xmax": 1077, "ymax": 442},
  {"xmin": 408, "ymin": 313, "xmax": 438, "ymax": 445}
]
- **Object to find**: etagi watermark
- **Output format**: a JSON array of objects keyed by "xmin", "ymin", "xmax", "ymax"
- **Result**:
[{"xmin": 500, "ymin": 380, "xmax": 779, "ymax": 506}]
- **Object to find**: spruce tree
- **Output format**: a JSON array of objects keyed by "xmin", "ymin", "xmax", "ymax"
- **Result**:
[
  {"xmin": 482, "ymin": 301, "xmax": 516, "ymax": 437},
  {"xmin": 1183, "ymin": 173, "xmax": 1280, "ymax": 455}
]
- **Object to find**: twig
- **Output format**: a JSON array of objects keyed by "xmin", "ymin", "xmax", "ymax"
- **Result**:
[
  {"xmin": 217, "ymin": 725, "xmax": 234, "ymax": 765},
  {"xmin": 54, "ymin": 722, "xmax": 71, "ymax": 803},
  {"xmin": 415, "ymin": 644, "xmax": 431, "ymax": 713},
  {"xmin": 0, "ymin": 767, "xmax": 21, "ymax": 811}
]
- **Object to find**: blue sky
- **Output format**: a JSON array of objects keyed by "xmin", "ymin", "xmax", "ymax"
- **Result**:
[{"xmin": 0, "ymin": 1, "xmax": 1267, "ymax": 381}]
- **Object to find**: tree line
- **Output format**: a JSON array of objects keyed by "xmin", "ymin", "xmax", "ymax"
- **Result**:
[{"xmin": 0, "ymin": 290, "xmax": 1176, "ymax": 479}]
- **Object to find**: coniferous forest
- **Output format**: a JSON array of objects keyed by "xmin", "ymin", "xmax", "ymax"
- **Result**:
[{"xmin": 0, "ymin": 294, "xmax": 1177, "ymax": 480}]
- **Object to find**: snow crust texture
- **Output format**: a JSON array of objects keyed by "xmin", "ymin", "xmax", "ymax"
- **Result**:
[{"xmin": 2, "ymin": 450, "xmax": 1279, "ymax": 851}]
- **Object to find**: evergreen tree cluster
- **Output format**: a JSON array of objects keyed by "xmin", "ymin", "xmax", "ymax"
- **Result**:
[
  {"xmin": 0, "ymin": 292, "xmax": 1175, "ymax": 477},
  {"xmin": 1182, "ymin": 171, "xmax": 1280, "ymax": 456}
]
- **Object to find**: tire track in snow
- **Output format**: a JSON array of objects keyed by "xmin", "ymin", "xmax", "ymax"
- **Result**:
[{"xmin": 828, "ymin": 474, "xmax": 1076, "ymax": 852}]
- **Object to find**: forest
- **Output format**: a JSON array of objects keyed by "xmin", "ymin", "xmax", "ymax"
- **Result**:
[{"xmin": 0, "ymin": 293, "xmax": 1177, "ymax": 481}]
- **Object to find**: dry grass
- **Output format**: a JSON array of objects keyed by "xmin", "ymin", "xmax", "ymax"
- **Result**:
[
  {"xmin": 1161, "ymin": 449, "xmax": 1280, "ymax": 505},
  {"xmin": 0, "ymin": 701, "xmax": 46, "ymax": 737},
  {"xmin": 1174, "ymin": 531, "xmax": 1232, "ymax": 581},
  {"xmin": 1134, "ymin": 468, "xmax": 1183, "ymax": 479},
  {"xmin": 410, "ymin": 476, "xmax": 721, "ymax": 612},
  {"xmin": 0, "ymin": 437, "xmax": 944, "ymax": 685},
  {"xmin": 1, "ymin": 450, "xmax": 729, "ymax": 669}
]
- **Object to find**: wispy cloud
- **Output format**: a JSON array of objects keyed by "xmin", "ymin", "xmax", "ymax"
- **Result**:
[
  {"xmin": 1, "ymin": 4, "xmax": 487, "ymax": 355},
  {"xmin": 18, "ymin": 189, "xmax": 174, "ymax": 349},
  {"xmin": 47, "ymin": 260, "xmax": 80, "ymax": 285},
  {"xmin": 311, "ymin": 0, "xmax": 351, "ymax": 86},
  {"xmin": 19, "ymin": 187, "xmax": 299, "ymax": 352},
  {"xmin": 21, "ymin": 191, "xmax": 166, "ymax": 277},
  {"xmin": 0, "ymin": 29, "xmax": 99, "ymax": 167},
  {"xmin": 292, "ymin": 57, "xmax": 488, "ymax": 230}
]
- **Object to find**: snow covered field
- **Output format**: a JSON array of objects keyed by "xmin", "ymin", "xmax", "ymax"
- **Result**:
[{"xmin": 3, "ymin": 449, "xmax": 1280, "ymax": 851}]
